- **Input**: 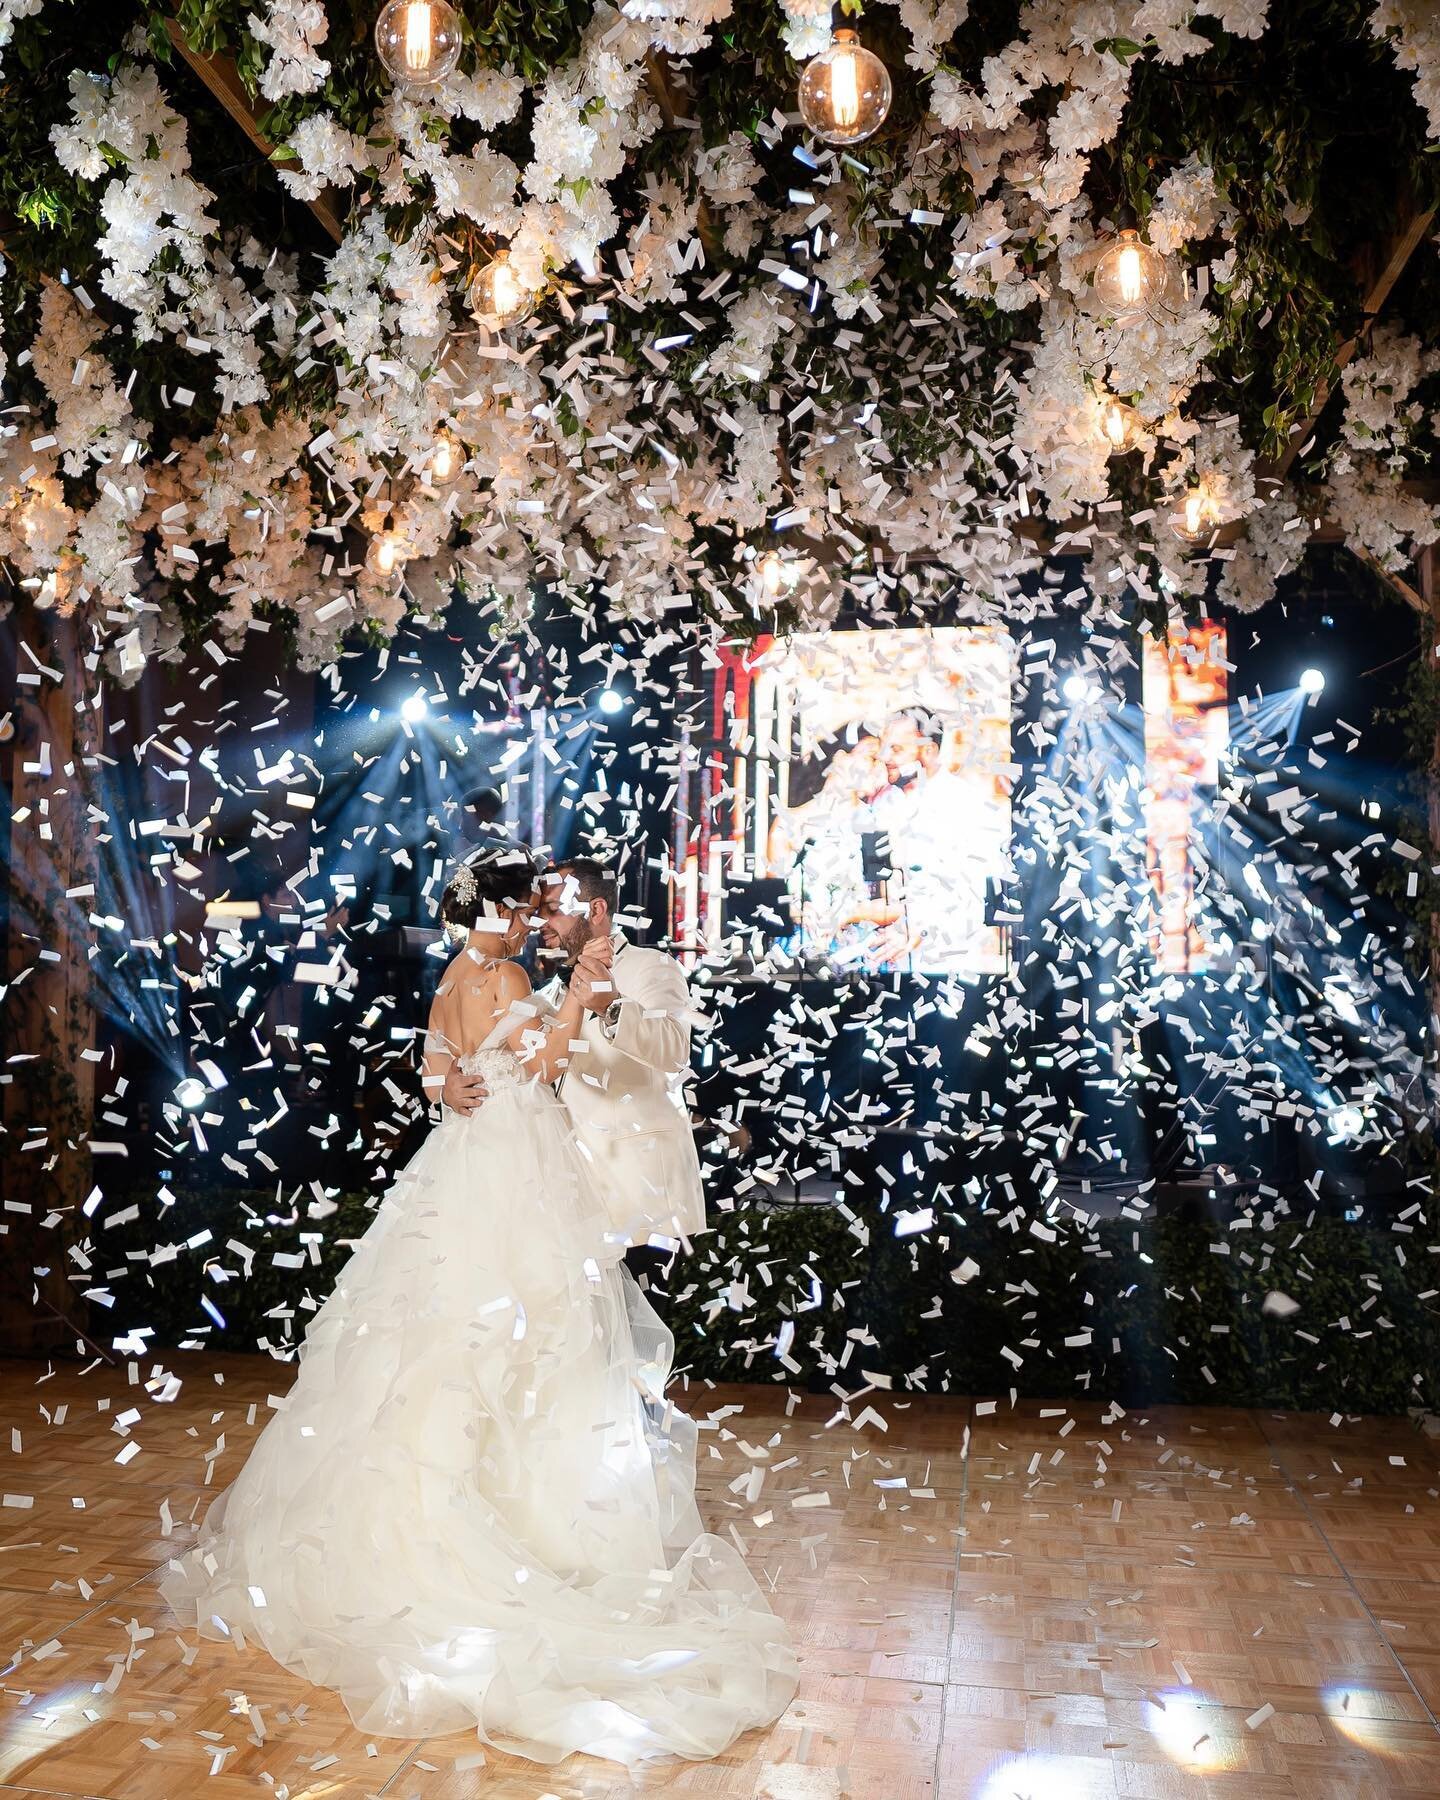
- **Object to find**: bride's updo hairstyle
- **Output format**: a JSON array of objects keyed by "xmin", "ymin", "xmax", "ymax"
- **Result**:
[{"xmin": 440, "ymin": 844, "xmax": 543, "ymax": 935}]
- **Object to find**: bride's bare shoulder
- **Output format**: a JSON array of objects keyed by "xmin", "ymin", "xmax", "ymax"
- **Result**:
[
  {"xmin": 491, "ymin": 958, "xmax": 533, "ymax": 995},
  {"xmin": 436, "ymin": 945, "xmax": 527, "ymax": 987}
]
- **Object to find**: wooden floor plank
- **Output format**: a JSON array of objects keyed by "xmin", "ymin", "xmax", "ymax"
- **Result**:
[{"xmin": 0, "ymin": 1357, "xmax": 1437, "ymax": 1797}]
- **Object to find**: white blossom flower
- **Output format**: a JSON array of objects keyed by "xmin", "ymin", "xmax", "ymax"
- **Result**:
[
  {"xmin": 1339, "ymin": 322, "xmax": 1431, "ymax": 461},
  {"xmin": 1148, "ymin": 155, "xmax": 1224, "ymax": 254},
  {"xmin": 248, "ymin": 0, "xmax": 330, "ymax": 102},
  {"xmin": 1372, "ymin": 2, "xmax": 1440, "ymax": 139},
  {"xmin": 278, "ymin": 113, "xmax": 370, "ymax": 202},
  {"xmin": 438, "ymin": 64, "xmax": 526, "ymax": 129},
  {"xmin": 30, "ymin": 280, "xmax": 144, "ymax": 476},
  {"xmin": 780, "ymin": 0, "xmax": 833, "ymax": 61},
  {"xmin": 1217, "ymin": 491, "xmax": 1312, "ymax": 612},
  {"xmin": 697, "ymin": 133, "xmax": 762, "ymax": 206},
  {"xmin": 1325, "ymin": 454, "xmax": 1440, "ymax": 569},
  {"xmin": 895, "ymin": 0, "xmax": 968, "ymax": 74}
]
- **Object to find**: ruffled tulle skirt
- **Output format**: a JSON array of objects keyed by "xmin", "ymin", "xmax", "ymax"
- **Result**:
[{"xmin": 157, "ymin": 1087, "xmax": 798, "ymax": 1765}]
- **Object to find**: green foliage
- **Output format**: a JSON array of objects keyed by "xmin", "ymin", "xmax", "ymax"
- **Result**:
[
  {"xmin": 1098, "ymin": 2, "xmax": 1435, "ymax": 461},
  {"xmin": 100, "ymin": 1183, "xmax": 1440, "ymax": 1414}
]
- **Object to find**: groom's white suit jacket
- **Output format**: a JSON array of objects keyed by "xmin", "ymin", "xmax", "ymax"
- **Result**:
[{"xmin": 541, "ymin": 936, "xmax": 705, "ymax": 1246}]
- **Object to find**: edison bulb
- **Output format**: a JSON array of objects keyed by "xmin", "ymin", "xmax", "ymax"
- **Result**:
[
  {"xmin": 758, "ymin": 549, "xmax": 786, "ymax": 597},
  {"xmin": 368, "ymin": 530, "xmax": 408, "ymax": 577},
  {"xmin": 1099, "ymin": 397, "xmax": 1141, "ymax": 453},
  {"xmin": 798, "ymin": 30, "xmax": 892, "ymax": 146},
  {"xmin": 424, "ymin": 430, "xmax": 464, "ymax": 487},
  {"xmin": 1090, "ymin": 228, "xmax": 1171, "ymax": 322},
  {"xmin": 375, "ymin": 0, "xmax": 462, "ymax": 88},
  {"xmin": 469, "ymin": 253, "xmax": 534, "ymax": 328},
  {"xmin": 1173, "ymin": 488, "xmax": 1213, "ymax": 542}
]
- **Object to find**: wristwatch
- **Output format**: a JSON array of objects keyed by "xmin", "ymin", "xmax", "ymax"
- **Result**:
[{"xmin": 599, "ymin": 998, "xmax": 623, "ymax": 1041}]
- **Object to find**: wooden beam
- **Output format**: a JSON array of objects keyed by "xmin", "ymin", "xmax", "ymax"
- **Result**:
[
  {"xmin": 1265, "ymin": 204, "xmax": 1436, "ymax": 483},
  {"xmin": 1348, "ymin": 543, "xmax": 1429, "ymax": 615},
  {"xmin": 163, "ymin": 20, "xmax": 345, "ymax": 243}
]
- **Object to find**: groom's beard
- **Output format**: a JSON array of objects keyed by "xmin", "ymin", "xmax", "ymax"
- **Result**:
[
  {"xmin": 537, "ymin": 923, "xmax": 604, "ymax": 977},
  {"xmin": 535, "ymin": 943, "xmax": 576, "ymax": 981}
]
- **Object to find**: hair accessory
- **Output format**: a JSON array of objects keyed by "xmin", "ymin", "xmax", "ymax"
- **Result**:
[{"xmin": 450, "ymin": 862, "xmax": 478, "ymax": 906}]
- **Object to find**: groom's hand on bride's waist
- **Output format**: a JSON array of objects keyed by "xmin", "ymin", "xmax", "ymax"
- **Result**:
[{"xmin": 442, "ymin": 1063, "xmax": 489, "ymax": 1116}]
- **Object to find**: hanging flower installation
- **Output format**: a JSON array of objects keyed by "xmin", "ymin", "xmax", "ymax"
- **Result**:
[{"xmin": 0, "ymin": 0, "xmax": 1437, "ymax": 677}]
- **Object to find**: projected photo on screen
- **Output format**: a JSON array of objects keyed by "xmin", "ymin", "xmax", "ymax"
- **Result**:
[
  {"xmin": 750, "ymin": 628, "xmax": 1012, "ymax": 975},
  {"xmin": 1142, "ymin": 622, "xmax": 1229, "ymax": 973}
]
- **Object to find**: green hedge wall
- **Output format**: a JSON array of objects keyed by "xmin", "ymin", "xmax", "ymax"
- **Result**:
[{"xmin": 89, "ymin": 1185, "xmax": 1440, "ymax": 1414}]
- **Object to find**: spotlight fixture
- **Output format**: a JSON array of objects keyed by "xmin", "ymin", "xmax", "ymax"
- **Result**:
[
  {"xmin": 1326, "ymin": 1104, "xmax": 1364, "ymax": 1144},
  {"xmin": 597, "ymin": 689, "xmax": 626, "ymax": 717},
  {"xmin": 1299, "ymin": 667, "xmax": 1325, "ymax": 695},
  {"xmin": 374, "ymin": 0, "xmax": 463, "ymax": 88},
  {"xmin": 1062, "ymin": 671, "xmax": 1100, "ymax": 705},
  {"xmin": 401, "ymin": 692, "xmax": 430, "ymax": 722},
  {"xmin": 798, "ymin": 30, "xmax": 892, "ymax": 145},
  {"xmin": 174, "ymin": 1077, "xmax": 208, "ymax": 1111},
  {"xmin": 469, "ymin": 252, "xmax": 535, "ymax": 328}
]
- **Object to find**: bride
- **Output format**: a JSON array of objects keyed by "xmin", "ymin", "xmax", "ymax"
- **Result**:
[{"xmin": 158, "ymin": 844, "xmax": 799, "ymax": 1766}]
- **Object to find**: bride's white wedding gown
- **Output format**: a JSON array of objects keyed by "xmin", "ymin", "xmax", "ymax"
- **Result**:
[{"xmin": 157, "ymin": 1013, "xmax": 799, "ymax": 1765}]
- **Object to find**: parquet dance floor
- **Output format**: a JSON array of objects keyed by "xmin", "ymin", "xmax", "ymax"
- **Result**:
[{"xmin": 1, "ymin": 1350, "xmax": 1439, "ymax": 1798}]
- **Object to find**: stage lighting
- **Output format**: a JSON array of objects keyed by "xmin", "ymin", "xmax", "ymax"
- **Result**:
[
  {"xmin": 598, "ymin": 689, "xmax": 626, "ymax": 716},
  {"xmin": 1299, "ymin": 667, "xmax": 1325, "ymax": 695},
  {"xmin": 401, "ymin": 692, "xmax": 429, "ymax": 723},
  {"xmin": 1327, "ymin": 1104, "xmax": 1364, "ymax": 1144},
  {"xmin": 174, "ymin": 1077, "xmax": 207, "ymax": 1111},
  {"xmin": 1062, "ymin": 671, "xmax": 1099, "ymax": 705}
]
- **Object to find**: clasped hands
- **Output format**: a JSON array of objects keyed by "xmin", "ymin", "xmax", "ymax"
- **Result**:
[
  {"xmin": 440, "ymin": 935, "xmax": 615, "ymax": 1118},
  {"xmin": 567, "ymin": 932, "xmax": 614, "ymax": 1012}
]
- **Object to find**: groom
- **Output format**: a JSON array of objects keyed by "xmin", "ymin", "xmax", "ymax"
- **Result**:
[{"xmin": 441, "ymin": 856, "xmax": 705, "ymax": 1256}]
